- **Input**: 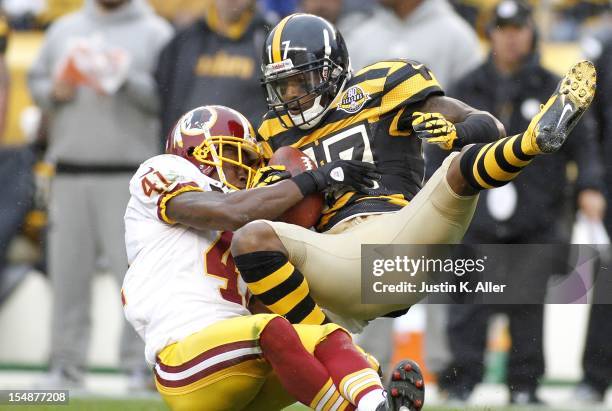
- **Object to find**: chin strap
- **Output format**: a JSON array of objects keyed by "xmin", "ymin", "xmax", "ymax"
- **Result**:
[
  {"xmin": 293, "ymin": 75, "xmax": 350, "ymax": 130},
  {"xmin": 292, "ymin": 95, "xmax": 325, "ymax": 130}
]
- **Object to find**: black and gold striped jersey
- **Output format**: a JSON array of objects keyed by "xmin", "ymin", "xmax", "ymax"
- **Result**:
[{"xmin": 258, "ymin": 59, "xmax": 444, "ymax": 232}]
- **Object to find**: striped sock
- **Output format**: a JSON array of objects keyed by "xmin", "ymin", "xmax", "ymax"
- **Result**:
[
  {"xmin": 338, "ymin": 369, "xmax": 384, "ymax": 406},
  {"xmin": 315, "ymin": 330, "xmax": 384, "ymax": 407},
  {"xmin": 459, "ymin": 133, "xmax": 538, "ymax": 190},
  {"xmin": 235, "ymin": 251, "xmax": 328, "ymax": 325},
  {"xmin": 310, "ymin": 379, "xmax": 355, "ymax": 411}
]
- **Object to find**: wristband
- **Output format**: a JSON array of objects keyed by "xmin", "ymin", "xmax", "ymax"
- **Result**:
[{"xmin": 290, "ymin": 171, "xmax": 319, "ymax": 197}]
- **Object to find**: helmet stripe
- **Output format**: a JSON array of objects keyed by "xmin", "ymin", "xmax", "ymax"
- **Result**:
[
  {"xmin": 272, "ymin": 15, "xmax": 292, "ymax": 63},
  {"xmin": 323, "ymin": 28, "xmax": 331, "ymax": 58}
]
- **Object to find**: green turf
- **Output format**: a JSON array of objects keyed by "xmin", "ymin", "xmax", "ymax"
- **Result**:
[
  {"xmin": 0, "ymin": 398, "xmax": 169, "ymax": 411},
  {"xmin": 0, "ymin": 404, "xmax": 582, "ymax": 411},
  {"xmin": 0, "ymin": 398, "xmax": 297, "ymax": 410},
  {"xmin": 0, "ymin": 398, "xmax": 583, "ymax": 411},
  {"xmin": 0, "ymin": 398, "xmax": 307, "ymax": 411}
]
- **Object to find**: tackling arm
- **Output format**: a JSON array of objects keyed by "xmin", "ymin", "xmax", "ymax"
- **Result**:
[
  {"xmin": 166, "ymin": 179, "xmax": 304, "ymax": 232},
  {"xmin": 166, "ymin": 159, "xmax": 379, "ymax": 232}
]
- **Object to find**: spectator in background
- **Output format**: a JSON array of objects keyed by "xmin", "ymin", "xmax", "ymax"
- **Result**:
[
  {"xmin": 2, "ymin": 0, "xmax": 45, "ymax": 29},
  {"xmin": 27, "ymin": 0, "xmax": 172, "ymax": 390},
  {"xmin": 449, "ymin": 0, "xmax": 484, "ymax": 31},
  {"xmin": 436, "ymin": 0, "xmax": 605, "ymax": 404},
  {"xmin": 299, "ymin": 0, "xmax": 342, "ymax": 24},
  {"xmin": 147, "ymin": 0, "xmax": 208, "ymax": 28},
  {"xmin": 448, "ymin": 0, "xmax": 499, "ymax": 36},
  {"xmin": 298, "ymin": 0, "xmax": 373, "ymax": 37},
  {"xmin": 2, "ymin": 0, "xmax": 84, "ymax": 30},
  {"xmin": 341, "ymin": 0, "xmax": 483, "ymax": 381},
  {"xmin": 574, "ymin": 32, "xmax": 612, "ymax": 404},
  {"xmin": 0, "ymin": 11, "xmax": 8, "ymax": 134},
  {"xmin": 259, "ymin": 0, "xmax": 297, "ymax": 21},
  {"xmin": 156, "ymin": 0, "xmax": 270, "ymax": 143},
  {"xmin": 0, "ymin": 10, "xmax": 35, "ymax": 304},
  {"xmin": 551, "ymin": 0, "xmax": 610, "ymax": 41},
  {"xmin": 343, "ymin": 0, "xmax": 482, "ymax": 86}
]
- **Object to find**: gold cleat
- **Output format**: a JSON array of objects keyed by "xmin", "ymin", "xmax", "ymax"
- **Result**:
[{"xmin": 524, "ymin": 60, "xmax": 597, "ymax": 153}]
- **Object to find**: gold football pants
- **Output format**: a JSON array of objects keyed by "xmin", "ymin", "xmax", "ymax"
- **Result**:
[{"xmin": 155, "ymin": 314, "xmax": 342, "ymax": 411}]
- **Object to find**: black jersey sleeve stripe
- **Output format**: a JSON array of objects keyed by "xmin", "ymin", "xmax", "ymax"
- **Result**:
[
  {"xmin": 383, "ymin": 63, "xmax": 420, "ymax": 95},
  {"xmin": 351, "ymin": 67, "xmax": 392, "ymax": 84}
]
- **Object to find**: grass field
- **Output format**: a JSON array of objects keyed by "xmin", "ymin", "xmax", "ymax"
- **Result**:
[
  {"xmin": 0, "ymin": 398, "xmax": 593, "ymax": 411},
  {"xmin": 0, "ymin": 371, "xmax": 606, "ymax": 411}
]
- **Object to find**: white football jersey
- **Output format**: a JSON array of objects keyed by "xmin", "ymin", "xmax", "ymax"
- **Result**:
[{"xmin": 123, "ymin": 154, "xmax": 250, "ymax": 364}]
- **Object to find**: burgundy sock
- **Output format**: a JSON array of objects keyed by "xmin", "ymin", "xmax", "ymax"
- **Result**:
[
  {"xmin": 315, "ymin": 329, "xmax": 383, "ymax": 405},
  {"xmin": 260, "ymin": 317, "xmax": 355, "ymax": 410}
]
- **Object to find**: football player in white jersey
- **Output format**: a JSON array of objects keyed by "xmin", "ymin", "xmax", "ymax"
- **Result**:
[{"xmin": 122, "ymin": 105, "xmax": 425, "ymax": 411}]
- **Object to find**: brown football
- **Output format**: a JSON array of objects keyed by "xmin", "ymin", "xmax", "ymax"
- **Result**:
[{"xmin": 269, "ymin": 146, "xmax": 324, "ymax": 228}]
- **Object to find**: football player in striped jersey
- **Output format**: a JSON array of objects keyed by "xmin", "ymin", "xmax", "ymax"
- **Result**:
[{"xmin": 231, "ymin": 13, "xmax": 597, "ymax": 329}]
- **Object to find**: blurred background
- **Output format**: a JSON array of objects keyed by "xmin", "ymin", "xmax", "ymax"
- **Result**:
[{"xmin": 0, "ymin": 0, "xmax": 610, "ymax": 409}]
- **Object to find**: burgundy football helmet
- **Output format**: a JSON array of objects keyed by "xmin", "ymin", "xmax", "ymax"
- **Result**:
[{"xmin": 165, "ymin": 105, "xmax": 263, "ymax": 191}]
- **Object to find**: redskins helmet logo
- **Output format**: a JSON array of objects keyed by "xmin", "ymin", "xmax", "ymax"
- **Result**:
[
  {"xmin": 180, "ymin": 107, "xmax": 218, "ymax": 137},
  {"xmin": 169, "ymin": 107, "xmax": 218, "ymax": 150}
]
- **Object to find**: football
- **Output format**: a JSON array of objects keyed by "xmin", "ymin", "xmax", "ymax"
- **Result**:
[{"xmin": 269, "ymin": 146, "xmax": 324, "ymax": 228}]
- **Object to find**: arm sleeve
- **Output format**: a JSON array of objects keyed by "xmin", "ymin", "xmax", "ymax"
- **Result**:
[
  {"xmin": 394, "ymin": 70, "xmax": 500, "ymax": 146},
  {"xmin": 449, "ymin": 73, "xmax": 502, "ymax": 147},
  {"xmin": 454, "ymin": 113, "xmax": 502, "ymax": 147}
]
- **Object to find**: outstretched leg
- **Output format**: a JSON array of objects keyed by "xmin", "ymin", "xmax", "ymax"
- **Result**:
[{"xmin": 448, "ymin": 60, "xmax": 596, "ymax": 196}]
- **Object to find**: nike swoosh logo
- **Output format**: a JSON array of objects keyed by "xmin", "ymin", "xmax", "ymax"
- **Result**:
[{"xmin": 556, "ymin": 104, "xmax": 573, "ymax": 129}]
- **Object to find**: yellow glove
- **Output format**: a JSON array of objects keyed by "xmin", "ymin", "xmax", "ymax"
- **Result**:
[
  {"xmin": 249, "ymin": 165, "xmax": 291, "ymax": 189},
  {"xmin": 411, "ymin": 112, "xmax": 458, "ymax": 150}
]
